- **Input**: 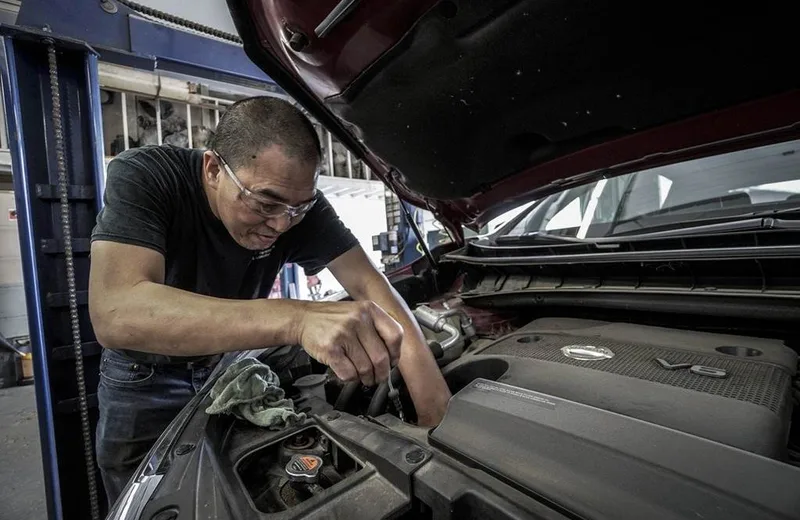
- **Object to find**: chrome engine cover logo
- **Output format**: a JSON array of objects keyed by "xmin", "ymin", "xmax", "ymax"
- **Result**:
[
  {"xmin": 655, "ymin": 358, "xmax": 728, "ymax": 378},
  {"xmin": 561, "ymin": 345, "xmax": 615, "ymax": 361}
]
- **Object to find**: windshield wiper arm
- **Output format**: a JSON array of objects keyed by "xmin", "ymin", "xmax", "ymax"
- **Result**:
[
  {"xmin": 491, "ymin": 208, "xmax": 800, "ymax": 247},
  {"xmin": 494, "ymin": 232, "xmax": 589, "ymax": 245},
  {"xmin": 493, "ymin": 216, "xmax": 800, "ymax": 248},
  {"xmin": 606, "ymin": 216, "xmax": 800, "ymax": 240}
]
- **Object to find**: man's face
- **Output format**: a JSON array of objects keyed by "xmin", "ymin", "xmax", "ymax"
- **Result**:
[{"xmin": 203, "ymin": 145, "xmax": 318, "ymax": 250}]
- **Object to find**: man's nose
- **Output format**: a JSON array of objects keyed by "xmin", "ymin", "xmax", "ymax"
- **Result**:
[{"xmin": 268, "ymin": 213, "xmax": 292, "ymax": 232}]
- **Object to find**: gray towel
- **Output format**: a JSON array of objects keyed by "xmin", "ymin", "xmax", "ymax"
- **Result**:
[{"xmin": 205, "ymin": 358, "xmax": 306, "ymax": 429}]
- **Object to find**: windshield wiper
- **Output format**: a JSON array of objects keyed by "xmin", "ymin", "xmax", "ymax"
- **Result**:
[
  {"xmin": 490, "ymin": 215, "xmax": 800, "ymax": 249},
  {"xmin": 606, "ymin": 216, "xmax": 800, "ymax": 240},
  {"xmin": 490, "ymin": 208, "xmax": 800, "ymax": 248},
  {"xmin": 607, "ymin": 207, "xmax": 800, "ymax": 239},
  {"xmin": 609, "ymin": 204, "xmax": 800, "ymax": 236},
  {"xmin": 494, "ymin": 232, "xmax": 588, "ymax": 245}
]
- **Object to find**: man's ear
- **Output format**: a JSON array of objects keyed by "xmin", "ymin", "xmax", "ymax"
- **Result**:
[{"xmin": 203, "ymin": 151, "xmax": 222, "ymax": 189}]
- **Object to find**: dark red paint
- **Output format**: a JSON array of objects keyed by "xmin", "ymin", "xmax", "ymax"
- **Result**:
[
  {"xmin": 244, "ymin": 2, "xmax": 800, "ymax": 243},
  {"xmin": 247, "ymin": 0, "xmax": 438, "ymax": 98}
]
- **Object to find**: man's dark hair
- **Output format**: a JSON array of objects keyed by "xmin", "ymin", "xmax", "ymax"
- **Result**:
[{"xmin": 208, "ymin": 96, "xmax": 321, "ymax": 170}]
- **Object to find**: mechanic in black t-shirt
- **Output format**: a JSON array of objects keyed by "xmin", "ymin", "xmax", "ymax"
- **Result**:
[{"xmin": 89, "ymin": 97, "xmax": 450, "ymax": 506}]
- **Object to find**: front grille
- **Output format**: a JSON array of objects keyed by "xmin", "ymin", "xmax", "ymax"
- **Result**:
[{"xmin": 478, "ymin": 333, "xmax": 791, "ymax": 414}]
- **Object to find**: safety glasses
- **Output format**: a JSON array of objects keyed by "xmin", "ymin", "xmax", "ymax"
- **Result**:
[{"xmin": 213, "ymin": 150, "xmax": 318, "ymax": 220}]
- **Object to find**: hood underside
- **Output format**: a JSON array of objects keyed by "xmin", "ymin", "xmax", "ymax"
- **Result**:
[{"xmin": 228, "ymin": 0, "xmax": 800, "ymax": 235}]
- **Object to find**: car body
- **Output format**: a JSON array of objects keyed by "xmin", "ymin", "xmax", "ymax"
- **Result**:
[{"xmin": 107, "ymin": 1, "xmax": 800, "ymax": 519}]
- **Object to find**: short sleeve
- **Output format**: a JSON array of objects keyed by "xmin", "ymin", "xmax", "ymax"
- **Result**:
[
  {"xmin": 91, "ymin": 151, "xmax": 172, "ymax": 255},
  {"xmin": 286, "ymin": 194, "xmax": 360, "ymax": 275}
]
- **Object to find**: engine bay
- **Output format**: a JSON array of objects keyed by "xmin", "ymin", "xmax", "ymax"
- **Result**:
[
  {"xmin": 324, "ymin": 304, "xmax": 798, "ymax": 461},
  {"xmin": 227, "ymin": 304, "xmax": 799, "ymax": 516},
  {"xmin": 136, "ymin": 300, "xmax": 800, "ymax": 520}
]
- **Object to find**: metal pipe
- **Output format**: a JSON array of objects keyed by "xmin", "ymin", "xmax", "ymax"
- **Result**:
[
  {"xmin": 98, "ymin": 62, "xmax": 196, "ymax": 102},
  {"xmin": 84, "ymin": 53, "xmax": 107, "ymax": 210},
  {"xmin": 346, "ymin": 150, "xmax": 353, "ymax": 178},
  {"xmin": 121, "ymin": 91, "xmax": 129, "ymax": 151},
  {"xmin": 155, "ymin": 98, "xmax": 163, "ymax": 145},
  {"xmin": 186, "ymin": 102, "xmax": 193, "ymax": 148},
  {"xmin": 413, "ymin": 305, "xmax": 462, "ymax": 351},
  {"xmin": 0, "ymin": 333, "xmax": 24, "ymax": 356},
  {"xmin": 326, "ymin": 131, "xmax": 334, "ymax": 176},
  {"xmin": 214, "ymin": 100, "xmax": 220, "ymax": 126},
  {"xmin": 200, "ymin": 85, "xmax": 212, "ymax": 128},
  {"xmin": 364, "ymin": 163, "xmax": 371, "ymax": 180},
  {"xmin": 440, "ymin": 308, "xmax": 476, "ymax": 337},
  {"xmin": 439, "ymin": 322, "xmax": 461, "ymax": 351}
]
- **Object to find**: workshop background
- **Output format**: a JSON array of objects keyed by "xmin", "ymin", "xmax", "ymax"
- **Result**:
[{"xmin": 0, "ymin": 1, "xmax": 454, "ymax": 518}]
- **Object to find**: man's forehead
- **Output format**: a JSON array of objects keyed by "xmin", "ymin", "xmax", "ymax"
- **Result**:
[{"xmin": 242, "ymin": 149, "xmax": 317, "ymax": 204}]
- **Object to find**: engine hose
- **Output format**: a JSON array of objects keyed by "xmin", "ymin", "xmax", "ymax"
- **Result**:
[
  {"xmin": 333, "ymin": 381, "xmax": 360, "ymax": 411},
  {"xmin": 366, "ymin": 340, "xmax": 445, "ymax": 418},
  {"xmin": 366, "ymin": 367, "xmax": 402, "ymax": 417},
  {"xmin": 46, "ymin": 44, "xmax": 100, "ymax": 520}
]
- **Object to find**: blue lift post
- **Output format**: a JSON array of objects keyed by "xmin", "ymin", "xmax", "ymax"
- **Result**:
[
  {"xmin": 1, "ymin": 2, "xmax": 284, "ymax": 519},
  {"xmin": 0, "ymin": 27, "xmax": 106, "ymax": 519}
]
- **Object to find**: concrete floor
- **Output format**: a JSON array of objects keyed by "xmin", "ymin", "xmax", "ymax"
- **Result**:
[{"xmin": 0, "ymin": 385, "xmax": 46, "ymax": 520}]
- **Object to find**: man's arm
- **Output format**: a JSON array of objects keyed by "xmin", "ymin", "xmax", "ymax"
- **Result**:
[
  {"xmin": 89, "ymin": 240, "xmax": 403, "ymax": 385},
  {"xmin": 328, "ymin": 247, "xmax": 452, "ymax": 426},
  {"xmin": 90, "ymin": 240, "xmax": 302, "ymax": 354}
]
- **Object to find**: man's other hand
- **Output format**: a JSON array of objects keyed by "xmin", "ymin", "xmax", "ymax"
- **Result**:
[{"xmin": 295, "ymin": 300, "xmax": 403, "ymax": 387}]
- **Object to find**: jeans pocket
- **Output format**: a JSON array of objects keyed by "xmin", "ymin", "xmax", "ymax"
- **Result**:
[{"xmin": 100, "ymin": 351, "xmax": 155, "ymax": 388}]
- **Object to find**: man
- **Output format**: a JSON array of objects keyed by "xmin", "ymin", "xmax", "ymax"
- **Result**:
[{"xmin": 89, "ymin": 96, "xmax": 451, "ymax": 506}]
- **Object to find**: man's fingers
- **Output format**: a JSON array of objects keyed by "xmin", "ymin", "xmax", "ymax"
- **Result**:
[
  {"xmin": 344, "ymin": 339, "xmax": 376, "ymax": 387},
  {"xmin": 367, "ymin": 303, "xmax": 404, "ymax": 366},
  {"xmin": 328, "ymin": 348, "xmax": 359, "ymax": 383},
  {"xmin": 357, "ymin": 322, "xmax": 391, "ymax": 384}
]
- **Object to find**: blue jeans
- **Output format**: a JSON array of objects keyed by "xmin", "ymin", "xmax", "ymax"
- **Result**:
[{"xmin": 95, "ymin": 349, "xmax": 217, "ymax": 509}]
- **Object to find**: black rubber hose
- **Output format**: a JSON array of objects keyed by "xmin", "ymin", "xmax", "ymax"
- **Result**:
[
  {"xmin": 366, "ymin": 340, "xmax": 446, "ymax": 417},
  {"xmin": 366, "ymin": 367, "xmax": 403, "ymax": 417},
  {"xmin": 333, "ymin": 381, "xmax": 360, "ymax": 411}
]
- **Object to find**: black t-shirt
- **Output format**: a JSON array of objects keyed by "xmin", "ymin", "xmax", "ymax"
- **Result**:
[{"xmin": 92, "ymin": 144, "xmax": 358, "ymax": 305}]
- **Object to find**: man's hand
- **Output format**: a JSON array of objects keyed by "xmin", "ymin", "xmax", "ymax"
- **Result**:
[
  {"xmin": 328, "ymin": 247, "xmax": 452, "ymax": 426},
  {"xmin": 295, "ymin": 300, "xmax": 403, "ymax": 387}
]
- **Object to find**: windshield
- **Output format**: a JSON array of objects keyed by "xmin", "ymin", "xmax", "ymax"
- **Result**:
[{"xmin": 502, "ymin": 139, "xmax": 800, "ymax": 239}]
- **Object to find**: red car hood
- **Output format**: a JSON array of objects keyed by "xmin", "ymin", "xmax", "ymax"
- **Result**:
[{"xmin": 227, "ymin": 0, "xmax": 800, "ymax": 241}]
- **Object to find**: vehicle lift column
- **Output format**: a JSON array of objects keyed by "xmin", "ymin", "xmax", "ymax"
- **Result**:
[
  {"xmin": 0, "ymin": 0, "xmax": 291, "ymax": 516},
  {"xmin": 1, "ymin": 27, "xmax": 105, "ymax": 519}
]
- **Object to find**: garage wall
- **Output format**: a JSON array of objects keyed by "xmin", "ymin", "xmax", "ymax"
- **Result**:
[
  {"xmin": 299, "ymin": 187, "xmax": 387, "ymax": 299},
  {"xmin": 0, "ymin": 191, "xmax": 27, "ymax": 339}
]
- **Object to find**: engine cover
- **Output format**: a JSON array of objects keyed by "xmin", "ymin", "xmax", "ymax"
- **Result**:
[
  {"xmin": 444, "ymin": 318, "xmax": 796, "ymax": 458},
  {"xmin": 429, "ymin": 378, "xmax": 800, "ymax": 520}
]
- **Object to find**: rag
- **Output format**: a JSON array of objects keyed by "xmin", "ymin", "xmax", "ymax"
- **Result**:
[{"xmin": 205, "ymin": 358, "xmax": 306, "ymax": 429}]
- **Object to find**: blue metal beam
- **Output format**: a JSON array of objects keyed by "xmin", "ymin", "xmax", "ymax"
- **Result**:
[
  {"xmin": 0, "ymin": 29, "xmax": 106, "ymax": 520},
  {"xmin": 128, "ymin": 16, "xmax": 281, "ymax": 90},
  {"xmin": 16, "ymin": 0, "xmax": 280, "ymax": 89},
  {"xmin": 0, "ymin": 37, "xmax": 63, "ymax": 520}
]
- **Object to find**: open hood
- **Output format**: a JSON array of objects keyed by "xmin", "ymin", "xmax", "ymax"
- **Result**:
[{"xmin": 227, "ymin": 0, "xmax": 800, "ymax": 239}]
